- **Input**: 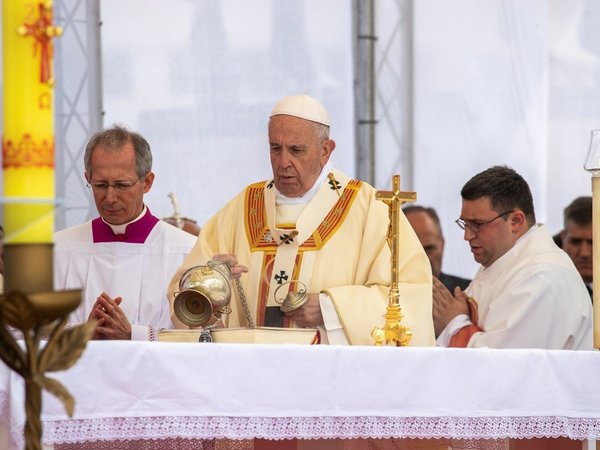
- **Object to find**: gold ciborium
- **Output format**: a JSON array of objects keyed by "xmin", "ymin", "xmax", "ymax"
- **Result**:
[{"xmin": 0, "ymin": 243, "xmax": 95, "ymax": 450}]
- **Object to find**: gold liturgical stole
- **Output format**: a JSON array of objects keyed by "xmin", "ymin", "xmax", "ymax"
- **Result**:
[{"xmin": 243, "ymin": 170, "xmax": 361, "ymax": 326}]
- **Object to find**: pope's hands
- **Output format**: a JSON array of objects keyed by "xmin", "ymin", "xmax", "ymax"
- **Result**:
[
  {"xmin": 284, "ymin": 293, "xmax": 324, "ymax": 328},
  {"xmin": 88, "ymin": 292, "xmax": 132, "ymax": 340},
  {"xmin": 432, "ymin": 276, "xmax": 469, "ymax": 337},
  {"xmin": 211, "ymin": 254, "xmax": 248, "ymax": 279},
  {"xmin": 208, "ymin": 254, "xmax": 323, "ymax": 328}
]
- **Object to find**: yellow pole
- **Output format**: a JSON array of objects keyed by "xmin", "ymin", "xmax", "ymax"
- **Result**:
[{"xmin": 2, "ymin": 0, "xmax": 61, "ymax": 244}]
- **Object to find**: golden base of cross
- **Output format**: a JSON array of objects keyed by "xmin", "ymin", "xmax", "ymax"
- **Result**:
[{"xmin": 371, "ymin": 305, "xmax": 412, "ymax": 346}]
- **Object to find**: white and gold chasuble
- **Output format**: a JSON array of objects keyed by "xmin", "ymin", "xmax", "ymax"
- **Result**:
[{"xmin": 169, "ymin": 169, "xmax": 435, "ymax": 346}]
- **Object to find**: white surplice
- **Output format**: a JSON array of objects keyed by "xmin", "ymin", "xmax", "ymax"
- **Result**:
[
  {"xmin": 440, "ymin": 225, "xmax": 593, "ymax": 349},
  {"xmin": 54, "ymin": 220, "xmax": 196, "ymax": 340}
]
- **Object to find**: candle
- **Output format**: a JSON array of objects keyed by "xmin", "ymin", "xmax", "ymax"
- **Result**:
[
  {"xmin": 2, "ymin": 0, "xmax": 60, "ymax": 294},
  {"xmin": 584, "ymin": 129, "xmax": 600, "ymax": 348},
  {"xmin": 3, "ymin": 0, "xmax": 59, "ymax": 245},
  {"xmin": 593, "ymin": 177, "xmax": 600, "ymax": 348}
]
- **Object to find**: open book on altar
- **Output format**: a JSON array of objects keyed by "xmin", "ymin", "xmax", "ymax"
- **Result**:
[{"xmin": 157, "ymin": 326, "xmax": 320, "ymax": 345}]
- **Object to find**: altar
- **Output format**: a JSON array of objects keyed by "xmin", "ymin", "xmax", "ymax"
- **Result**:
[{"xmin": 1, "ymin": 341, "xmax": 599, "ymax": 449}]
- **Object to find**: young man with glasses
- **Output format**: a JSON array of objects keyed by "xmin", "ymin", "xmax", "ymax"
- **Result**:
[
  {"xmin": 53, "ymin": 126, "xmax": 196, "ymax": 340},
  {"xmin": 433, "ymin": 165, "xmax": 592, "ymax": 349}
]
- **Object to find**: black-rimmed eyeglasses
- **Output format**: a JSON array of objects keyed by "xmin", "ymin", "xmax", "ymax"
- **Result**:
[
  {"xmin": 86, "ymin": 176, "xmax": 143, "ymax": 192},
  {"xmin": 455, "ymin": 210, "xmax": 514, "ymax": 233}
]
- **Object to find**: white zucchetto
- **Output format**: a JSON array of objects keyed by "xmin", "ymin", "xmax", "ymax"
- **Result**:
[{"xmin": 270, "ymin": 94, "xmax": 331, "ymax": 126}]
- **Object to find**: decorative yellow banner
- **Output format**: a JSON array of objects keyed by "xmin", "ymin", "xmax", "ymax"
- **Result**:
[{"xmin": 2, "ymin": 0, "xmax": 61, "ymax": 243}]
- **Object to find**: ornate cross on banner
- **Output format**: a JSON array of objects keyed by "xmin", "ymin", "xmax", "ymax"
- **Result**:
[
  {"xmin": 372, "ymin": 175, "xmax": 416, "ymax": 346},
  {"xmin": 17, "ymin": 1, "xmax": 63, "ymax": 85}
]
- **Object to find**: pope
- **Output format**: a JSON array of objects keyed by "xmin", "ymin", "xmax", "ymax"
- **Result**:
[{"xmin": 168, "ymin": 94, "xmax": 435, "ymax": 345}]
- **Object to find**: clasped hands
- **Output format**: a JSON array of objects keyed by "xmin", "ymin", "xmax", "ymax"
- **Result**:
[
  {"xmin": 88, "ymin": 292, "xmax": 131, "ymax": 340},
  {"xmin": 432, "ymin": 277, "xmax": 470, "ymax": 338}
]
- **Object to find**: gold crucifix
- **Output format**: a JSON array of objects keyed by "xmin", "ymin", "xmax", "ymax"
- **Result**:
[{"xmin": 372, "ymin": 174, "xmax": 415, "ymax": 346}]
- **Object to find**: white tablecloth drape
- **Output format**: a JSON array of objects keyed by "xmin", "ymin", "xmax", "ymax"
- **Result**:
[{"xmin": 1, "ymin": 342, "xmax": 599, "ymax": 448}]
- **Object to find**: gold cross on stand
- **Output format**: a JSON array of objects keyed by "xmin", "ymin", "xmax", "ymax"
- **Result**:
[{"xmin": 372, "ymin": 174, "xmax": 416, "ymax": 346}]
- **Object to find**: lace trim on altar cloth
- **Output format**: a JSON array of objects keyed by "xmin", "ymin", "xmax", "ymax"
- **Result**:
[
  {"xmin": 26, "ymin": 416, "xmax": 600, "ymax": 449},
  {"xmin": 55, "ymin": 438, "xmax": 216, "ymax": 450},
  {"xmin": 53, "ymin": 438, "xmax": 510, "ymax": 450}
]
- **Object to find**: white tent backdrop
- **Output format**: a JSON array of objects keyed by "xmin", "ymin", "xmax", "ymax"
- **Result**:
[
  {"xmin": 100, "ymin": 0, "xmax": 355, "ymax": 230},
  {"xmin": 411, "ymin": 0, "xmax": 549, "ymax": 278},
  {"xmin": 59, "ymin": 0, "xmax": 600, "ymax": 279}
]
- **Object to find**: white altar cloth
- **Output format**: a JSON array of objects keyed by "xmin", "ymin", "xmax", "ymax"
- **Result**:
[{"xmin": 1, "ymin": 342, "xmax": 600, "ymax": 448}]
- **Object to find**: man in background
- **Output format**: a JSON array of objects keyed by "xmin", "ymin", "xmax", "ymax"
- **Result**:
[
  {"xmin": 559, "ymin": 196, "xmax": 592, "ymax": 298},
  {"xmin": 404, "ymin": 205, "xmax": 471, "ymax": 292},
  {"xmin": 54, "ymin": 125, "xmax": 196, "ymax": 340}
]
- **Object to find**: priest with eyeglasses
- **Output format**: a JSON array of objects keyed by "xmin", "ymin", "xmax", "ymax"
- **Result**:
[
  {"xmin": 53, "ymin": 125, "xmax": 196, "ymax": 341},
  {"xmin": 433, "ymin": 165, "xmax": 592, "ymax": 349}
]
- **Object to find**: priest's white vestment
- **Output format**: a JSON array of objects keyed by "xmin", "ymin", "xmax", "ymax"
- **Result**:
[
  {"xmin": 54, "ymin": 218, "xmax": 196, "ymax": 341},
  {"xmin": 443, "ymin": 224, "xmax": 593, "ymax": 349},
  {"xmin": 169, "ymin": 169, "xmax": 435, "ymax": 346}
]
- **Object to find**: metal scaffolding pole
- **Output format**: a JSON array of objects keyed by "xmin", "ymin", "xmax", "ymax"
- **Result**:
[
  {"xmin": 54, "ymin": 0, "xmax": 103, "ymax": 230},
  {"xmin": 353, "ymin": 0, "xmax": 376, "ymax": 185}
]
